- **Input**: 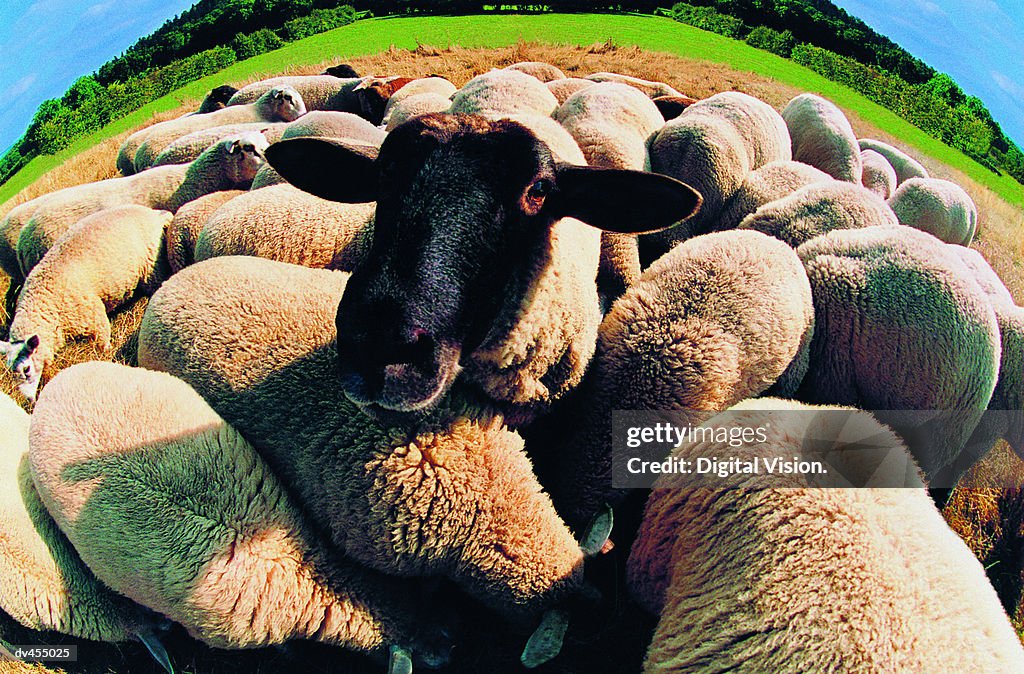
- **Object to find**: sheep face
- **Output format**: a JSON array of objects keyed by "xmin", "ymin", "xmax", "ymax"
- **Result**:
[
  {"xmin": 222, "ymin": 133, "xmax": 268, "ymax": 186},
  {"xmin": 1, "ymin": 335, "xmax": 41, "ymax": 401},
  {"xmin": 267, "ymin": 86, "xmax": 306, "ymax": 122},
  {"xmin": 266, "ymin": 113, "xmax": 701, "ymax": 415},
  {"xmin": 353, "ymin": 76, "xmax": 417, "ymax": 125}
]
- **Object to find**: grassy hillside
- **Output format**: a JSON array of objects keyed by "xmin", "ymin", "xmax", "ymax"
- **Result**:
[{"xmin": 3, "ymin": 13, "xmax": 1024, "ymax": 210}]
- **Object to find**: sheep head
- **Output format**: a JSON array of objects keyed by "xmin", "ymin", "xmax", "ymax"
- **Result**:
[
  {"xmin": 266, "ymin": 113, "xmax": 702, "ymax": 416},
  {"xmin": 1, "ymin": 334, "xmax": 42, "ymax": 401}
]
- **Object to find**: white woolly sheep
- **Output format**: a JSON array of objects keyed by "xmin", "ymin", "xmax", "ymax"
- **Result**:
[
  {"xmin": 1, "ymin": 205, "xmax": 171, "ymax": 401},
  {"xmin": 546, "ymin": 77, "xmax": 595, "ymax": 105},
  {"xmin": 643, "ymin": 91, "xmax": 792, "ymax": 256},
  {"xmin": 1, "ymin": 195, "xmax": 56, "ymax": 284},
  {"xmin": 737, "ymin": 180, "xmax": 899, "ymax": 247},
  {"xmin": 541, "ymin": 230, "xmax": 814, "ymax": 528},
  {"xmin": 628, "ymin": 398, "xmax": 1024, "ymax": 673},
  {"xmin": 782, "ymin": 92, "xmax": 863, "ymax": 183},
  {"xmin": 583, "ymin": 72, "xmax": 682, "ymax": 98},
  {"xmin": 28, "ymin": 361, "xmax": 451, "ymax": 667},
  {"xmin": 119, "ymin": 86, "xmax": 302, "ymax": 175},
  {"xmin": 888, "ymin": 176, "xmax": 978, "ymax": 245},
  {"xmin": 449, "ymin": 69, "xmax": 559, "ymax": 117},
  {"xmin": 858, "ymin": 137, "xmax": 930, "ymax": 183},
  {"xmin": 0, "ymin": 392, "xmax": 168, "ymax": 657},
  {"xmin": 16, "ymin": 132, "xmax": 266, "ymax": 275},
  {"xmin": 166, "ymin": 189, "xmax": 245, "ymax": 273},
  {"xmin": 796, "ymin": 225, "xmax": 1001, "ymax": 484},
  {"xmin": 715, "ymin": 159, "xmax": 833, "ymax": 231},
  {"xmin": 859, "ymin": 148, "xmax": 897, "ymax": 199},
  {"xmin": 552, "ymin": 82, "xmax": 668, "ymax": 300},
  {"xmin": 193, "ymin": 184, "xmax": 374, "ymax": 271},
  {"xmin": 382, "ymin": 92, "xmax": 453, "ymax": 132},
  {"xmin": 382, "ymin": 76, "xmax": 457, "ymax": 115},
  {"xmin": 227, "ymin": 74, "xmax": 363, "ymax": 109},
  {"xmin": 146, "ymin": 122, "xmax": 285, "ymax": 169},
  {"xmin": 264, "ymin": 113, "xmax": 700, "ymax": 425},
  {"xmin": 503, "ymin": 61, "xmax": 566, "ymax": 82},
  {"xmin": 137, "ymin": 256, "xmax": 586, "ymax": 618}
]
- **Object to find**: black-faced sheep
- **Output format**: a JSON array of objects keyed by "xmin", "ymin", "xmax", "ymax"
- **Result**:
[
  {"xmin": 194, "ymin": 84, "xmax": 238, "ymax": 114},
  {"xmin": 2, "ymin": 205, "xmax": 171, "ymax": 401},
  {"xmin": 796, "ymin": 225, "xmax": 1001, "ymax": 484},
  {"xmin": 29, "ymin": 361, "xmax": 450, "ymax": 667},
  {"xmin": 628, "ymin": 398, "xmax": 1024, "ymax": 673},
  {"xmin": 137, "ymin": 256, "xmax": 587, "ymax": 619},
  {"xmin": 781, "ymin": 92, "xmax": 863, "ymax": 183},
  {"xmin": 15, "ymin": 132, "xmax": 266, "ymax": 276},
  {"xmin": 888, "ymin": 176, "xmax": 978, "ymax": 245},
  {"xmin": 265, "ymin": 113, "xmax": 701, "ymax": 425}
]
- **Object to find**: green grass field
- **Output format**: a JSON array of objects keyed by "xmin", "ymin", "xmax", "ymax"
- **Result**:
[{"xmin": 3, "ymin": 12, "xmax": 1024, "ymax": 209}]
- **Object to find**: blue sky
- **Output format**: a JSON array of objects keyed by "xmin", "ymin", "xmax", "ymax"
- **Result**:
[
  {"xmin": 0, "ymin": 0, "xmax": 195, "ymax": 155},
  {"xmin": 831, "ymin": 0, "xmax": 1023, "ymax": 147},
  {"xmin": 0, "ymin": 1, "xmax": 1022, "ymax": 156}
]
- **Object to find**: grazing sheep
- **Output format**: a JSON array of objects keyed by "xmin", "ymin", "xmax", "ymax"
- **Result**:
[
  {"xmin": 449, "ymin": 69, "xmax": 559, "ymax": 117},
  {"xmin": 583, "ymin": 72, "xmax": 682, "ymax": 98},
  {"xmin": 860, "ymin": 148, "xmax": 898, "ymax": 199},
  {"xmin": 715, "ymin": 159, "xmax": 833, "ymax": 231},
  {"xmin": 132, "ymin": 87, "xmax": 302, "ymax": 172},
  {"xmin": 138, "ymin": 256, "xmax": 586, "ymax": 617},
  {"xmin": 888, "ymin": 176, "xmax": 978, "ymax": 245},
  {"xmin": 166, "ymin": 190, "xmax": 245, "ymax": 273},
  {"xmin": 1, "ymin": 205, "xmax": 171, "ymax": 401},
  {"xmin": 650, "ymin": 94, "xmax": 699, "ymax": 121},
  {"xmin": 119, "ymin": 87, "xmax": 302, "ymax": 175},
  {"xmin": 782, "ymin": 93, "xmax": 863, "ymax": 183},
  {"xmin": 858, "ymin": 137, "xmax": 930, "ymax": 183},
  {"xmin": 737, "ymin": 180, "xmax": 899, "ymax": 247},
  {"xmin": 546, "ymin": 78, "xmax": 594, "ymax": 105},
  {"xmin": 542, "ymin": 230, "xmax": 814, "ymax": 529},
  {"xmin": 28, "ymin": 361, "xmax": 450, "ymax": 666},
  {"xmin": 628, "ymin": 398, "xmax": 1024, "ymax": 673},
  {"xmin": 146, "ymin": 122, "xmax": 285, "ymax": 169},
  {"xmin": 227, "ymin": 74, "xmax": 363, "ymax": 110},
  {"xmin": 193, "ymin": 184, "xmax": 375, "ymax": 271},
  {"xmin": 796, "ymin": 225, "xmax": 1001, "ymax": 484},
  {"xmin": 503, "ymin": 61, "xmax": 566, "ymax": 82},
  {"xmin": 643, "ymin": 91, "xmax": 792, "ymax": 257},
  {"xmin": 382, "ymin": 92, "xmax": 453, "ymax": 131},
  {"xmin": 0, "ymin": 392, "xmax": 163, "ymax": 651},
  {"xmin": 553, "ymin": 82, "xmax": 668, "ymax": 301},
  {"xmin": 0, "ymin": 195, "xmax": 57, "ymax": 284},
  {"xmin": 16, "ymin": 133, "xmax": 266, "ymax": 275},
  {"xmin": 265, "ymin": 113, "xmax": 701, "ymax": 424},
  {"xmin": 194, "ymin": 84, "xmax": 238, "ymax": 114}
]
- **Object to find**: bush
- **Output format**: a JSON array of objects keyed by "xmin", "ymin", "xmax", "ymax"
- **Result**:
[
  {"xmin": 671, "ymin": 3, "xmax": 747, "ymax": 39},
  {"xmin": 280, "ymin": 5, "xmax": 357, "ymax": 41},
  {"xmin": 231, "ymin": 28, "xmax": 285, "ymax": 60},
  {"xmin": 744, "ymin": 25, "xmax": 795, "ymax": 58}
]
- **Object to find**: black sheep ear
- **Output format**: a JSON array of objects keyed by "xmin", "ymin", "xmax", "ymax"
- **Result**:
[
  {"xmin": 265, "ymin": 138, "xmax": 379, "ymax": 203},
  {"xmin": 25, "ymin": 335, "xmax": 40, "ymax": 352},
  {"xmin": 546, "ymin": 164, "xmax": 702, "ymax": 234}
]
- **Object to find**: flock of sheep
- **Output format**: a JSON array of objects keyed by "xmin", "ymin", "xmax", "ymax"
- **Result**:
[{"xmin": 0, "ymin": 54, "xmax": 1022, "ymax": 674}]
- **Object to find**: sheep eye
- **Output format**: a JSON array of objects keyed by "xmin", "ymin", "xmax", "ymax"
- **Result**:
[{"xmin": 527, "ymin": 179, "xmax": 551, "ymax": 200}]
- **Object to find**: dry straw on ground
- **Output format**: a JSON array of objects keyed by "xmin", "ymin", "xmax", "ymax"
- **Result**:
[{"xmin": 1, "ymin": 41, "xmax": 1023, "ymax": 672}]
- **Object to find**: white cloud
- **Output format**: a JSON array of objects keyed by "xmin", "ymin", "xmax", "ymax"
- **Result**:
[
  {"xmin": 83, "ymin": 1, "xmax": 116, "ymax": 18},
  {"xmin": 991, "ymin": 71, "xmax": 1024, "ymax": 99},
  {"xmin": 5, "ymin": 73, "xmax": 37, "ymax": 99}
]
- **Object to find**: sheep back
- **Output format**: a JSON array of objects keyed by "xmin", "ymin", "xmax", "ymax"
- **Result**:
[
  {"xmin": 449, "ymin": 69, "xmax": 559, "ymax": 117},
  {"xmin": 167, "ymin": 190, "xmax": 245, "ymax": 273},
  {"xmin": 782, "ymin": 93, "xmax": 863, "ymax": 183},
  {"xmin": 859, "ymin": 148, "xmax": 898, "ymax": 199},
  {"xmin": 716, "ymin": 159, "xmax": 833, "ymax": 232},
  {"xmin": 858, "ymin": 138, "xmax": 929, "ymax": 183},
  {"xmin": 888, "ymin": 176, "xmax": 978, "ymax": 245}
]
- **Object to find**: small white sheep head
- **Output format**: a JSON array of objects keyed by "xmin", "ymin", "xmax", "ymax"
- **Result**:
[
  {"xmin": 223, "ymin": 131, "xmax": 268, "ymax": 186},
  {"xmin": 267, "ymin": 85, "xmax": 306, "ymax": 122},
  {"xmin": 1, "ymin": 334, "xmax": 42, "ymax": 401}
]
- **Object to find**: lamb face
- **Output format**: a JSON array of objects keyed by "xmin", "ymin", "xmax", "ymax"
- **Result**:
[
  {"xmin": 1, "ymin": 335, "xmax": 42, "ymax": 401},
  {"xmin": 266, "ymin": 113, "xmax": 701, "ymax": 417}
]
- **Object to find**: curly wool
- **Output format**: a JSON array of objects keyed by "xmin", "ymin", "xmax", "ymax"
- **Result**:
[
  {"xmin": 137, "ymin": 256, "xmax": 584, "ymax": 617},
  {"xmin": 28, "ymin": 362, "xmax": 439, "ymax": 656},
  {"xmin": 0, "ymin": 392, "xmax": 147, "ymax": 642},
  {"xmin": 888, "ymin": 176, "xmax": 978, "ymax": 245},
  {"xmin": 782, "ymin": 93, "xmax": 863, "ymax": 183},
  {"xmin": 503, "ymin": 61, "xmax": 566, "ymax": 82},
  {"xmin": 858, "ymin": 138, "xmax": 929, "ymax": 184},
  {"xmin": 796, "ymin": 225, "xmax": 1000, "ymax": 483},
  {"xmin": 545, "ymin": 230, "xmax": 814, "ymax": 528},
  {"xmin": 147, "ymin": 122, "xmax": 285, "ymax": 169},
  {"xmin": 166, "ymin": 190, "xmax": 245, "ymax": 273},
  {"xmin": 449, "ymin": 69, "xmax": 559, "ymax": 117},
  {"xmin": 193, "ymin": 184, "xmax": 374, "ymax": 272},
  {"xmin": 715, "ymin": 159, "xmax": 833, "ymax": 232},
  {"xmin": 859, "ymin": 148, "xmax": 897, "ymax": 199},
  {"xmin": 227, "ymin": 74, "xmax": 363, "ymax": 110},
  {"xmin": 738, "ymin": 180, "xmax": 899, "ymax": 247},
  {"xmin": 628, "ymin": 399, "xmax": 1024, "ymax": 673},
  {"xmin": 583, "ymin": 72, "xmax": 682, "ymax": 98}
]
